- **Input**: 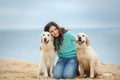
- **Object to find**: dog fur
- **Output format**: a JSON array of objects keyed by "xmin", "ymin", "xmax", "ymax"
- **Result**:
[
  {"xmin": 76, "ymin": 33, "xmax": 112, "ymax": 78},
  {"xmin": 38, "ymin": 32, "xmax": 55, "ymax": 77}
]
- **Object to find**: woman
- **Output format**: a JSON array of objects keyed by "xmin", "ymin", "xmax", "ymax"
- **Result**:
[{"xmin": 44, "ymin": 21, "xmax": 78, "ymax": 79}]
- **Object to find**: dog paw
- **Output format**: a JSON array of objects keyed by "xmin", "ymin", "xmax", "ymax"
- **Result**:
[
  {"xmin": 50, "ymin": 74, "xmax": 53, "ymax": 77},
  {"xmin": 90, "ymin": 74, "xmax": 94, "ymax": 78},
  {"xmin": 44, "ymin": 74, "xmax": 48, "ymax": 77},
  {"xmin": 80, "ymin": 74, "xmax": 84, "ymax": 78}
]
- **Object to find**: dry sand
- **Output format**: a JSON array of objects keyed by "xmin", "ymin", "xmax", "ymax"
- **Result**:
[{"xmin": 0, "ymin": 58, "xmax": 120, "ymax": 80}]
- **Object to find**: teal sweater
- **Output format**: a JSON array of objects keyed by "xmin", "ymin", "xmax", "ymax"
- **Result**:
[{"xmin": 55, "ymin": 31, "xmax": 76, "ymax": 58}]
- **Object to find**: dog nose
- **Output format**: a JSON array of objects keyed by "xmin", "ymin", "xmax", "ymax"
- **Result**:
[
  {"xmin": 78, "ymin": 37, "xmax": 82, "ymax": 41},
  {"xmin": 44, "ymin": 38, "xmax": 47, "ymax": 42}
]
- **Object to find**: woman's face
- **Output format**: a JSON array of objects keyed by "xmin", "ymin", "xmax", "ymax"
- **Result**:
[{"xmin": 49, "ymin": 26, "xmax": 59, "ymax": 38}]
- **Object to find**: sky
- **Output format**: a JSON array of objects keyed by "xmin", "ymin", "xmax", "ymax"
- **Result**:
[{"xmin": 0, "ymin": 0, "xmax": 120, "ymax": 29}]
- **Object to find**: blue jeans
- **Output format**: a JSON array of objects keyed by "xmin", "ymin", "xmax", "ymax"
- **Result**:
[{"xmin": 53, "ymin": 57, "xmax": 78, "ymax": 79}]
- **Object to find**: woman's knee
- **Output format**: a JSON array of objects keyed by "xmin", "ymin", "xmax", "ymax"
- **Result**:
[
  {"xmin": 53, "ymin": 71, "xmax": 62, "ymax": 79},
  {"xmin": 63, "ymin": 58, "xmax": 78, "ymax": 79},
  {"xmin": 52, "ymin": 65, "xmax": 63, "ymax": 79},
  {"xmin": 63, "ymin": 72, "xmax": 75, "ymax": 79}
]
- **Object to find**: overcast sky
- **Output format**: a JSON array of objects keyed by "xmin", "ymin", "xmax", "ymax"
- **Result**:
[{"xmin": 0, "ymin": 0, "xmax": 120, "ymax": 29}]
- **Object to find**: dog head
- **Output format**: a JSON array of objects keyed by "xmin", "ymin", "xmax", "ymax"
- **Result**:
[
  {"xmin": 76, "ymin": 33, "xmax": 90, "ymax": 46},
  {"xmin": 40, "ymin": 32, "xmax": 54, "ymax": 45}
]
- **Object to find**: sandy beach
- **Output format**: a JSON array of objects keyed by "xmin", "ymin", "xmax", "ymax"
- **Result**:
[{"xmin": 0, "ymin": 58, "xmax": 120, "ymax": 80}]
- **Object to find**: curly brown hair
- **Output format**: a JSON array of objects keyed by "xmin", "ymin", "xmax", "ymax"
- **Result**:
[{"xmin": 44, "ymin": 21, "xmax": 68, "ymax": 51}]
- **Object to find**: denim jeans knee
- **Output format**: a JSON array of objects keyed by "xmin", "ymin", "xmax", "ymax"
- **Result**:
[
  {"xmin": 53, "ymin": 72, "xmax": 62, "ymax": 79},
  {"xmin": 63, "ymin": 72, "xmax": 75, "ymax": 79},
  {"xmin": 53, "ymin": 57, "xmax": 78, "ymax": 79},
  {"xmin": 63, "ymin": 58, "xmax": 78, "ymax": 79},
  {"xmin": 53, "ymin": 58, "xmax": 65, "ymax": 79}
]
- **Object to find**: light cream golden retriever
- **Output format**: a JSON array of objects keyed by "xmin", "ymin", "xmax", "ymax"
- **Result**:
[
  {"xmin": 38, "ymin": 32, "xmax": 55, "ymax": 77},
  {"xmin": 76, "ymin": 33, "xmax": 112, "ymax": 78}
]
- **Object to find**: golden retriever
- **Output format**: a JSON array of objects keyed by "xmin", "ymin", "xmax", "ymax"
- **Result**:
[
  {"xmin": 38, "ymin": 32, "xmax": 55, "ymax": 77},
  {"xmin": 76, "ymin": 33, "xmax": 112, "ymax": 78}
]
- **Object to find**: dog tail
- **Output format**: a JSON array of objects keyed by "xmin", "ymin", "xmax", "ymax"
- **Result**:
[
  {"xmin": 96, "ymin": 72, "xmax": 113, "ymax": 78},
  {"xmin": 103, "ymin": 72, "xmax": 113, "ymax": 77}
]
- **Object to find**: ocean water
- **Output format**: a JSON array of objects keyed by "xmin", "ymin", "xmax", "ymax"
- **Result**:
[{"xmin": 0, "ymin": 27, "xmax": 120, "ymax": 66}]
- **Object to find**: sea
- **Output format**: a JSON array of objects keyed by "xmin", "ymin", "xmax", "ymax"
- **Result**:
[{"xmin": 0, "ymin": 27, "xmax": 120, "ymax": 66}]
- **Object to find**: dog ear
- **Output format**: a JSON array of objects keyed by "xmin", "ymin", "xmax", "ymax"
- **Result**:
[
  {"xmin": 86, "ymin": 35, "xmax": 90, "ymax": 46},
  {"xmin": 51, "ymin": 36, "xmax": 54, "ymax": 42},
  {"xmin": 40, "ymin": 46, "xmax": 42, "ymax": 51},
  {"xmin": 50, "ymin": 34, "xmax": 54, "ymax": 42},
  {"xmin": 40, "ymin": 36, "xmax": 42, "ymax": 44}
]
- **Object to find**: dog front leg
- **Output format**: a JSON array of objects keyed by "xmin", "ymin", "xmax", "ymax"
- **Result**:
[
  {"xmin": 50, "ymin": 64, "xmax": 54, "ymax": 77},
  {"xmin": 79, "ymin": 64, "xmax": 84, "ymax": 78},
  {"xmin": 38, "ymin": 62, "xmax": 43, "ymax": 77},
  {"xmin": 43, "ymin": 63, "xmax": 48, "ymax": 77},
  {"xmin": 90, "ymin": 62, "xmax": 95, "ymax": 78}
]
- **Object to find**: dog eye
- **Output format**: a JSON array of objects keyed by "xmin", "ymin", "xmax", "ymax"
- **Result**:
[
  {"xmin": 48, "ymin": 34, "xmax": 49, "ymax": 36},
  {"xmin": 82, "ymin": 35, "xmax": 84, "ymax": 37},
  {"xmin": 43, "ymin": 34, "xmax": 45, "ymax": 36}
]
